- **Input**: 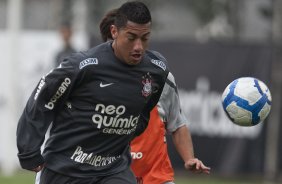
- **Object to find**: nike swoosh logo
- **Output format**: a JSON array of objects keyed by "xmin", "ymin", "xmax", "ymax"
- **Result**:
[{"xmin": 100, "ymin": 82, "xmax": 114, "ymax": 88}]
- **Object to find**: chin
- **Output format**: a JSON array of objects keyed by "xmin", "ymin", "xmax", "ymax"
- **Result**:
[
  {"xmin": 128, "ymin": 56, "xmax": 142, "ymax": 65},
  {"xmin": 129, "ymin": 60, "xmax": 141, "ymax": 65}
]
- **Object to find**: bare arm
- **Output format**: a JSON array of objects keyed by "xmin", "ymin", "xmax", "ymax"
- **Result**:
[
  {"xmin": 160, "ymin": 72, "xmax": 210, "ymax": 174},
  {"xmin": 172, "ymin": 125, "xmax": 211, "ymax": 174}
]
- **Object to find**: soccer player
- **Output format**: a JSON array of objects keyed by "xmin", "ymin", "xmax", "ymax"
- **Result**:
[
  {"xmin": 17, "ymin": 2, "xmax": 169, "ymax": 184},
  {"xmin": 99, "ymin": 9, "xmax": 211, "ymax": 184}
]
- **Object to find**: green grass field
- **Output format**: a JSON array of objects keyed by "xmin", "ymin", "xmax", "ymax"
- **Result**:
[
  {"xmin": 0, "ymin": 171, "xmax": 35, "ymax": 184},
  {"xmin": 0, "ymin": 171, "xmax": 275, "ymax": 184},
  {"xmin": 175, "ymin": 176, "xmax": 263, "ymax": 184}
]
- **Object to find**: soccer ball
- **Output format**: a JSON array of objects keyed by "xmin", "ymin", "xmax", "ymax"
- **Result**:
[{"xmin": 222, "ymin": 77, "xmax": 272, "ymax": 126}]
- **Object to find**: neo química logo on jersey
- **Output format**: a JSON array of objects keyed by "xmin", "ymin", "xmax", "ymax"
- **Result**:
[{"xmin": 92, "ymin": 104, "xmax": 139, "ymax": 135}]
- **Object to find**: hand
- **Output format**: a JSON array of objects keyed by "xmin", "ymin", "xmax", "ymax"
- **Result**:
[
  {"xmin": 31, "ymin": 164, "xmax": 44, "ymax": 173},
  {"xmin": 184, "ymin": 158, "xmax": 211, "ymax": 174}
]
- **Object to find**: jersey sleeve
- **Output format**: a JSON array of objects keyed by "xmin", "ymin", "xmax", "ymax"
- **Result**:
[
  {"xmin": 158, "ymin": 72, "xmax": 187, "ymax": 133},
  {"xmin": 16, "ymin": 57, "xmax": 79, "ymax": 170}
]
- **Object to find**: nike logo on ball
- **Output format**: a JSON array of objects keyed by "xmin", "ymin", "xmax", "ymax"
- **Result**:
[{"xmin": 100, "ymin": 82, "xmax": 114, "ymax": 88}]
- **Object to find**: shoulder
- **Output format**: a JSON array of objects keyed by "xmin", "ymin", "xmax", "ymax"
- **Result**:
[
  {"xmin": 147, "ymin": 50, "xmax": 168, "ymax": 63},
  {"xmin": 166, "ymin": 72, "xmax": 176, "ymax": 88},
  {"xmin": 161, "ymin": 72, "xmax": 178, "ymax": 98},
  {"xmin": 145, "ymin": 50, "xmax": 168, "ymax": 72},
  {"xmin": 63, "ymin": 42, "xmax": 111, "ymax": 70}
]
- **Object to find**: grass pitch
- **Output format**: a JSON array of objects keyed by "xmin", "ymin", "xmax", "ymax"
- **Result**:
[{"xmin": 0, "ymin": 171, "xmax": 271, "ymax": 184}]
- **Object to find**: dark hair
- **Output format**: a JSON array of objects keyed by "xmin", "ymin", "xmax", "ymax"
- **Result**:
[
  {"xmin": 99, "ymin": 9, "xmax": 117, "ymax": 42},
  {"xmin": 115, "ymin": 1, "xmax": 151, "ymax": 29}
]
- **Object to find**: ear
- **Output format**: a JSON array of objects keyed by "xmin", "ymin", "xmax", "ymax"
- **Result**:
[{"xmin": 110, "ymin": 25, "xmax": 118, "ymax": 39}]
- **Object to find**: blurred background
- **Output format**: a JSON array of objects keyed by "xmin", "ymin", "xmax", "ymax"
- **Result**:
[{"xmin": 0, "ymin": 0, "xmax": 281, "ymax": 183}]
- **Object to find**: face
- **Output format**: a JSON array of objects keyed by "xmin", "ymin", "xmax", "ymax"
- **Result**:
[{"xmin": 111, "ymin": 21, "xmax": 151, "ymax": 65}]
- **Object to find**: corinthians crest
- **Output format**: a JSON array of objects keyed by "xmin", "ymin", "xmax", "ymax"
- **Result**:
[{"xmin": 141, "ymin": 72, "xmax": 152, "ymax": 97}]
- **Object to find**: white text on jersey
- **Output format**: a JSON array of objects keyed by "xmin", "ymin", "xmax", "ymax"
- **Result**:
[
  {"xmin": 34, "ymin": 77, "xmax": 46, "ymax": 100},
  {"xmin": 79, "ymin": 58, "xmax": 98, "ymax": 69},
  {"xmin": 70, "ymin": 146, "xmax": 120, "ymax": 167},
  {"xmin": 92, "ymin": 104, "xmax": 139, "ymax": 135},
  {"xmin": 45, "ymin": 78, "xmax": 71, "ymax": 110}
]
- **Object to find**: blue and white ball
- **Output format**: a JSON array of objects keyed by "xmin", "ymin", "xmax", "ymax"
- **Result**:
[{"xmin": 222, "ymin": 77, "xmax": 272, "ymax": 126}]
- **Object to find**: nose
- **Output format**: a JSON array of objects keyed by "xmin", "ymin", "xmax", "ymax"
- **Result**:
[{"xmin": 133, "ymin": 39, "xmax": 143, "ymax": 52}]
